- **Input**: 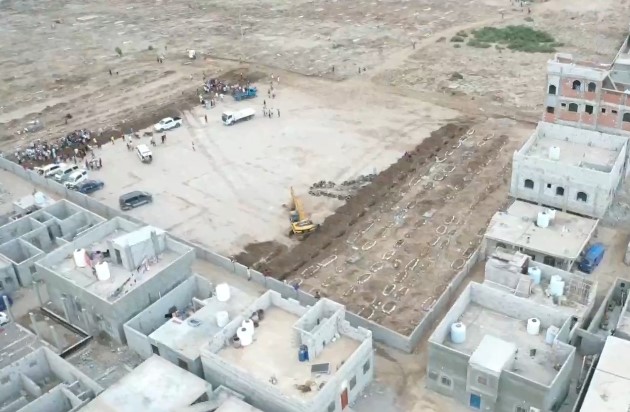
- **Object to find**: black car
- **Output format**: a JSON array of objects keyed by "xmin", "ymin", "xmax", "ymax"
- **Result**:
[
  {"xmin": 71, "ymin": 179, "xmax": 104, "ymax": 194},
  {"xmin": 119, "ymin": 191, "xmax": 153, "ymax": 210}
]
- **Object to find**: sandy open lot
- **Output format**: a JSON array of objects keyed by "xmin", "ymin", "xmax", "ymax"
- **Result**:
[{"xmin": 3, "ymin": 0, "xmax": 630, "ymax": 410}]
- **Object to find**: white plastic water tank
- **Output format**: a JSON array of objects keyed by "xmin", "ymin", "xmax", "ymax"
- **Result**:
[
  {"xmin": 549, "ymin": 146, "xmax": 561, "ymax": 161},
  {"xmin": 216, "ymin": 283, "xmax": 231, "ymax": 302},
  {"xmin": 73, "ymin": 249, "xmax": 87, "ymax": 268},
  {"xmin": 527, "ymin": 318, "xmax": 541, "ymax": 335},
  {"xmin": 450, "ymin": 322, "xmax": 466, "ymax": 344},
  {"xmin": 95, "ymin": 261, "xmax": 111, "ymax": 281},
  {"xmin": 237, "ymin": 327, "xmax": 253, "ymax": 346},
  {"xmin": 549, "ymin": 275, "xmax": 565, "ymax": 297},
  {"xmin": 546, "ymin": 209, "xmax": 556, "ymax": 221},
  {"xmin": 216, "ymin": 311, "xmax": 229, "ymax": 328},
  {"xmin": 528, "ymin": 266, "xmax": 542, "ymax": 284},
  {"xmin": 546, "ymin": 325, "xmax": 560, "ymax": 345},
  {"xmin": 242, "ymin": 318, "xmax": 255, "ymax": 336},
  {"xmin": 537, "ymin": 212, "xmax": 550, "ymax": 228}
]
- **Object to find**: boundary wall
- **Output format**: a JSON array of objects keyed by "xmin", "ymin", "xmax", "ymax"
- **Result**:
[{"xmin": 0, "ymin": 158, "xmax": 479, "ymax": 353}]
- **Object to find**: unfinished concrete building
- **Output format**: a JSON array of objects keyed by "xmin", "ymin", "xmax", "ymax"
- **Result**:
[
  {"xmin": 200, "ymin": 291, "xmax": 374, "ymax": 412},
  {"xmin": 0, "ymin": 200, "xmax": 104, "ymax": 290},
  {"xmin": 483, "ymin": 200, "xmax": 598, "ymax": 270},
  {"xmin": 543, "ymin": 40, "xmax": 630, "ymax": 138},
  {"xmin": 427, "ymin": 280, "xmax": 587, "ymax": 412},
  {"xmin": 35, "ymin": 217, "xmax": 194, "ymax": 343},
  {"xmin": 510, "ymin": 122, "xmax": 628, "ymax": 218},
  {"xmin": 0, "ymin": 347, "xmax": 102, "ymax": 412},
  {"xmin": 579, "ymin": 336, "xmax": 630, "ymax": 412},
  {"xmin": 124, "ymin": 275, "xmax": 259, "ymax": 377},
  {"xmin": 81, "ymin": 355, "xmax": 210, "ymax": 412}
]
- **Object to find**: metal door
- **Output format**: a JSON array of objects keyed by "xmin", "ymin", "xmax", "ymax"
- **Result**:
[
  {"xmin": 340, "ymin": 388, "xmax": 349, "ymax": 410},
  {"xmin": 469, "ymin": 393, "xmax": 481, "ymax": 409}
]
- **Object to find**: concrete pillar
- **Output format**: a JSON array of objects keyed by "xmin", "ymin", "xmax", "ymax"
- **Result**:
[
  {"xmin": 81, "ymin": 308, "xmax": 91, "ymax": 333},
  {"xmin": 3, "ymin": 295, "xmax": 14, "ymax": 322},
  {"xmin": 29, "ymin": 312, "xmax": 41, "ymax": 339},
  {"xmin": 60, "ymin": 297, "xmax": 71, "ymax": 321},
  {"xmin": 34, "ymin": 280, "xmax": 43, "ymax": 307},
  {"xmin": 49, "ymin": 325, "xmax": 63, "ymax": 350}
]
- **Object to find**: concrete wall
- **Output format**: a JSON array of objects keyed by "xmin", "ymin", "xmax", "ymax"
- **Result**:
[{"xmin": 510, "ymin": 122, "xmax": 627, "ymax": 218}]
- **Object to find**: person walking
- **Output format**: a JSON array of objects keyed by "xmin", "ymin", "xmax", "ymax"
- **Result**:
[
  {"xmin": 192, "ymin": 141, "xmax": 196, "ymax": 151},
  {"xmin": 110, "ymin": 136, "xmax": 115, "ymax": 145},
  {"xmin": 161, "ymin": 134, "xmax": 166, "ymax": 144},
  {"xmin": 204, "ymin": 114, "xmax": 208, "ymax": 124},
  {"xmin": 277, "ymin": 109, "xmax": 280, "ymax": 117}
]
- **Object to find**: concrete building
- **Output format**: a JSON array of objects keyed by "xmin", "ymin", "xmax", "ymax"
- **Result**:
[
  {"xmin": 35, "ymin": 217, "xmax": 194, "ymax": 343},
  {"xmin": 0, "ymin": 347, "xmax": 102, "ymax": 412},
  {"xmin": 81, "ymin": 355, "xmax": 211, "ymax": 412},
  {"xmin": 510, "ymin": 122, "xmax": 628, "ymax": 218},
  {"xmin": 0, "ymin": 200, "xmax": 104, "ymax": 290},
  {"xmin": 0, "ymin": 323, "xmax": 54, "ymax": 370},
  {"xmin": 482, "ymin": 200, "xmax": 598, "ymax": 270},
  {"xmin": 124, "ymin": 275, "xmax": 259, "ymax": 377},
  {"xmin": 427, "ymin": 280, "xmax": 585, "ymax": 412},
  {"xmin": 200, "ymin": 291, "xmax": 374, "ymax": 412},
  {"xmin": 543, "ymin": 42, "xmax": 630, "ymax": 137},
  {"xmin": 579, "ymin": 336, "xmax": 630, "ymax": 412}
]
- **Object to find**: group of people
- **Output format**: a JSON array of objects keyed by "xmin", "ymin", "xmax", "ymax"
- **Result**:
[{"xmin": 14, "ymin": 129, "xmax": 95, "ymax": 166}]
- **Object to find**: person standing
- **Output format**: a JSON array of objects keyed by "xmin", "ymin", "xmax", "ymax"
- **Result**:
[
  {"xmin": 277, "ymin": 109, "xmax": 280, "ymax": 117},
  {"xmin": 192, "ymin": 141, "xmax": 196, "ymax": 151},
  {"xmin": 204, "ymin": 114, "xmax": 208, "ymax": 124}
]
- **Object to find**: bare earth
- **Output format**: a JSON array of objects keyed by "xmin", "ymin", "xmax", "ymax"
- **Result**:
[{"xmin": 2, "ymin": 0, "xmax": 630, "ymax": 410}]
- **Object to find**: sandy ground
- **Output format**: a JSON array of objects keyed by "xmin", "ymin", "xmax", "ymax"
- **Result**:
[{"xmin": 3, "ymin": 0, "xmax": 630, "ymax": 410}]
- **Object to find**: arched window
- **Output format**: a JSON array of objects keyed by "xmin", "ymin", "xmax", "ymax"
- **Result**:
[
  {"xmin": 572, "ymin": 80, "xmax": 582, "ymax": 90},
  {"xmin": 524, "ymin": 179, "xmax": 534, "ymax": 189},
  {"xmin": 587, "ymin": 82, "xmax": 596, "ymax": 92},
  {"xmin": 556, "ymin": 186, "xmax": 565, "ymax": 196},
  {"xmin": 568, "ymin": 103, "xmax": 579, "ymax": 112},
  {"xmin": 548, "ymin": 85, "xmax": 557, "ymax": 95},
  {"xmin": 577, "ymin": 191, "xmax": 588, "ymax": 202},
  {"xmin": 623, "ymin": 113, "xmax": 630, "ymax": 123}
]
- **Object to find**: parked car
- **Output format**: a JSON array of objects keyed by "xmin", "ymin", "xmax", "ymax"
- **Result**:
[
  {"xmin": 119, "ymin": 191, "xmax": 153, "ymax": 210},
  {"xmin": 154, "ymin": 117, "xmax": 182, "ymax": 132},
  {"xmin": 63, "ymin": 169, "xmax": 88, "ymax": 188},
  {"xmin": 579, "ymin": 243, "xmax": 605, "ymax": 274},
  {"xmin": 35, "ymin": 163, "xmax": 65, "ymax": 178},
  {"xmin": 136, "ymin": 144, "xmax": 153, "ymax": 163},
  {"xmin": 53, "ymin": 164, "xmax": 80, "ymax": 183},
  {"xmin": 70, "ymin": 179, "xmax": 104, "ymax": 194},
  {"xmin": 0, "ymin": 312, "xmax": 9, "ymax": 326}
]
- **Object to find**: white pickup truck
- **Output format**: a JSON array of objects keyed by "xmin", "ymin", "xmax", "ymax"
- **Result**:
[
  {"xmin": 222, "ymin": 108, "xmax": 255, "ymax": 126},
  {"xmin": 154, "ymin": 117, "xmax": 183, "ymax": 132}
]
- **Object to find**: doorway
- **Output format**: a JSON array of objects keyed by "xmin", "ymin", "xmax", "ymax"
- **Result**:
[
  {"xmin": 543, "ymin": 256, "xmax": 556, "ymax": 267},
  {"xmin": 340, "ymin": 388, "xmax": 349, "ymax": 410},
  {"xmin": 469, "ymin": 393, "xmax": 481, "ymax": 409}
]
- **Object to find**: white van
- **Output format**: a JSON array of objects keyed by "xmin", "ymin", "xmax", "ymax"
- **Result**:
[
  {"xmin": 36, "ymin": 163, "xmax": 65, "ymax": 178},
  {"xmin": 136, "ymin": 144, "xmax": 153, "ymax": 163},
  {"xmin": 63, "ymin": 170, "xmax": 88, "ymax": 188},
  {"xmin": 53, "ymin": 164, "xmax": 80, "ymax": 183}
]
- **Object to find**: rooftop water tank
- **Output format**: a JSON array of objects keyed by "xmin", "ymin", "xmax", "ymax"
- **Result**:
[
  {"xmin": 527, "ymin": 318, "xmax": 541, "ymax": 335},
  {"xmin": 549, "ymin": 146, "xmax": 561, "ymax": 161},
  {"xmin": 546, "ymin": 325, "xmax": 560, "ymax": 345},
  {"xmin": 546, "ymin": 209, "xmax": 556, "ymax": 221},
  {"xmin": 73, "ymin": 249, "xmax": 87, "ymax": 268},
  {"xmin": 550, "ymin": 275, "xmax": 565, "ymax": 297},
  {"xmin": 216, "ymin": 283, "xmax": 230, "ymax": 302},
  {"xmin": 537, "ymin": 211, "xmax": 550, "ymax": 228},
  {"xmin": 237, "ymin": 327, "xmax": 253, "ymax": 346},
  {"xmin": 527, "ymin": 266, "xmax": 542, "ymax": 285},
  {"xmin": 95, "ymin": 261, "xmax": 111, "ymax": 281},
  {"xmin": 450, "ymin": 322, "xmax": 466, "ymax": 344},
  {"xmin": 216, "ymin": 311, "xmax": 229, "ymax": 328},
  {"xmin": 242, "ymin": 318, "xmax": 255, "ymax": 336}
]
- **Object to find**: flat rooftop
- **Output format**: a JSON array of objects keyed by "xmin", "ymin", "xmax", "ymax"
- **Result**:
[
  {"xmin": 0, "ymin": 323, "xmax": 50, "ymax": 369},
  {"xmin": 150, "ymin": 286, "xmax": 256, "ymax": 360},
  {"xmin": 218, "ymin": 307, "xmax": 360, "ymax": 400},
  {"xmin": 485, "ymin": 200, "xmax": 597, "ymax": 260},
  {"xmin": 525, "ymin": 136, "xmax": 620, "ymax": 171},
  {"xmin": 215, "ymin": 397, "xmax": 264, "ymax": 412},
  {"xmin": 51, "ymin": 228, "xmax": 180, "ymax": 302},
  {"xmin": 81, "ymin": 355, "xmax": 209, "ymax": 412},
  {"xmin": 443, "ymin": 303, "xmax": 567, "ymax": 386},
  {"xmin": 580, "ymin": 336, "xmax": 630, "ymax": 412}
]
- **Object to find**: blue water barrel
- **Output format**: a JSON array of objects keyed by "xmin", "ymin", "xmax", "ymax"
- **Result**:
[{"xmin": 298, "ymin": 346, "xmax": 309, "ymax": 362}]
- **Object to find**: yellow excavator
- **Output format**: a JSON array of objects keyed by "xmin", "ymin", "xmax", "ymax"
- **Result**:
[{"xmin": 289, "ymin": 187, "xmax": 318, "ymax": 239}]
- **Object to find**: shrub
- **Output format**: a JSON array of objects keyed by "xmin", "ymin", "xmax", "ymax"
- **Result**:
[
  {"xmin": 467, "ymin": 25, "xmax": 556, "ymax": 53},
  {"xmin": 115, "ymin": 47, "xmax": 123, "ymax": 56},
  {"xmin": 450, "ymin": 36, "xmax": 465, "ymax": 43}
]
